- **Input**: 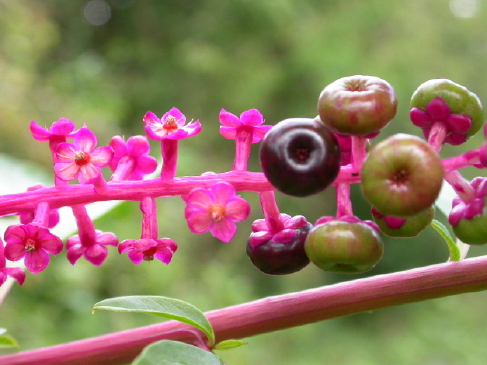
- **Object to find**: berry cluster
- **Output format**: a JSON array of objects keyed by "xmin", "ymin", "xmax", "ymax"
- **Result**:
[{"xmin": 0, "ymin": 76, "xmax": 486, "ymax": 287}]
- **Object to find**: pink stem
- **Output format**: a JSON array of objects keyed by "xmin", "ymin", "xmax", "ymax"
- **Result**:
[
  {"xmin": 233, "ymin": 128, "xmax": 253, "ymax": 172},
  {"xmin": 3, "ymin": 255, "xmax": 487, "ymax": 365},
  {"xmin": 93, "ymin": 174, "xmax": 108, "ymax": 195},
  {"xmin": 351, "ymin": 136, "xmax": 367, "ymax": 171},
  {"xmin": 71, "ymin": 205, "xmax": 96, "ymax": 245},
  {"xmin": 428, "ymin": 121, "xmax": 448, "ymax": 152},
  {"xmin": 140, "ymin": 197, "xmax": 157, "ymax": 239},
  {"xmin": 32, "ymin": 202, "xmax": 50, "ymax": 227},
  {"xmin": 161, "ymin": 140, "xmax": 178, "ymax": 182},
  {"xmin": 110, "ymin": 156, "xmax": 136, "ymax": 182},
  {"xmin": 260, "ymin": 191, "xmax": 284, "ymax": 233},
  {"xmin": 444, "ymin": 170, "xmax": 477, "ymax": 204},
  {"xmin": 335, "ymin": 182, "xmax": 352, "ymax": 218},
  {"xmin": 442, "ymin": 147, "xmax": 482, "ymax": 173}
]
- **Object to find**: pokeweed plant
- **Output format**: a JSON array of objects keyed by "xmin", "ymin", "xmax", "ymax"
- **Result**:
[{"xmin": 0, "ymin": 75, "xmax": 486, "ymax": 364}]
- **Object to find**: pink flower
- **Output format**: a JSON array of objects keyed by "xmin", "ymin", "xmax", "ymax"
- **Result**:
[
  {"xmin": 66, "ymin": 230, "xmax": 118, "ymax": 266},
  {"xmin": 0, "ymin": 238, "xmax": 25, "ymax": 287},
  {"xmin": 184, "ymin": 182, "xmax": 250, "ymax": 243},
  {"xmin": 249, "ymin": 214, "xmax": 308, "ymax": 248},
  {"xmin": 4, "ymin": 224, "xmax": 63, "ymax": 274},
  {"xmin": 30, "ymin": 118, "xmax": 77, "ymax": 142},
  {"xmin": 143, "ymin": 108, "xmax": 201, "ymax": 140},
  {"xmin": 410, "ymin": 97, "xmax": 472, "ymax": 146},
  {"xmin": 219, "ymin": 108, "xmax": 271, "ymax": 143},
  {"xmin": 54, "ymin": 127, "xmax": 114, "ymax": 183},
  {"xmin": 118, "ymin": 238, "xmax": 177, "ymax": 265},
  {"xmin": 109, "ymin": 135, "xmax": 158, "ymax": 180}
]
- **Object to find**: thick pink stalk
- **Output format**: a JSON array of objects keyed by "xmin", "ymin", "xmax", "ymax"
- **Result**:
[
  {"xmin": 3, "ymin": 256, "xmax": 487, "ymax": 365},
  {"xmin": 232, "ymin": 128, "xmax": 253, "ymax": 171},
  {"xmin": 0, "ymin": 170, "xmax": 361, "ymax": 217},
  {"xmin": 140, "ymin": 197, "xmax": 157, "ymax": 239},
  {"xmin": 442, "ymin": 146, "xmax": 482, "ymax": 173},
  {"xmin": 428, "ymin": 121, "xmax": 448, "ymax": 152},
  {"xmin": 444, "ymin": 170, "xmax": 476, "ymax": 203},
  {"xmin": 335, "ymin": 182, "xmax": 352, "ymax": 217},
  {"xmin": 351, "ymin": 136, "xmax": 367, "ymax": 171},
  {"xmin": 71, "ymin": 205, "xmax": 96, "ymax": 243},
  {"xmin": 161, "ymin": 140, "xmax": 178, "ymax": 182},
  {"xmin": 33, "ymin": 202, "xmax": 50, "ymax": 227},
  {"xmin": 260, "ymin": 191, "xmax": 284, "ymax": 233}
]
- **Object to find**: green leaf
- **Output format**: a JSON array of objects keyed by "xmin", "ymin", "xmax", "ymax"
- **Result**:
[
  {"xmin": 213, "ymin": 339, "xmax": 248, "ymax": 351},
  {"xmin": 0, "ymin": 329, "xmax": 19, "ymax": 348},
  {"xmin": 430, "ymin": 219, "xmax": 461, "ymax": 261},
  {"xmin": 93, "ymin": 296, "xmax": 215, "ymax": 346},
  {"xmin": 131, "ymin": 340, "xmax": 224, "ymax": 365}
]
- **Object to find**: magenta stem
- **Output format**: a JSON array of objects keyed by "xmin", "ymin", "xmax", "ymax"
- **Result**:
[
  {"xmin": 161, "ymin": 140, "xmax": 178, "ymax": 182},
  {"xmin": 3, "ymin": 255, "xmax": 487, "ymax": 365},
  {"xmin": 260, "ymin": 191, "xmax": 284, "ymax": 233},
  {"xmin": 233, "ymin": 128, "xmax": 253, "ymax": 172},
  {"xmin": 140, "ymin": 197, "xmax": 157, "ymax": 239},
  {"xmin": 71, "ymin": 205, "xmax": 96, "ymax": 245},
  {"xmin": 428, "ymin": 121, "xmax": 448, "ymax": 152},
  {"xmin": 93, "ymin": 174, "xmax": 108, "ymax": 195},
  {"xmin": 32, "ymin": 202, "xmax": 50, "ymax": 227},
  {"xmin": 110, "ymin": 156, "xmax": 136, "ymax": 182},
  {"xmin": 335, "ymin": 182, "xmax": 353, "ymax": 218},
  {"xmin": 444, "ymin": 170, "xmax": 477, "ymax": 203},
  {"xmin": 351, "ymin": 136, "xmax": 367, "ymax": 171},
  {"xmin": 442, "ymin": 146, "xmax": 482, "ymax": 173}
]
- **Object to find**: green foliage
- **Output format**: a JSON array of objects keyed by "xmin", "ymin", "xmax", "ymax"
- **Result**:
[
  {"xmin": 0, "ymin": 329, "xmax": 18, "ymax": 349},
  {"xmin": 93, "ymin": 295, "xmax": 215, "ymax": 346},
  {"xmin": 430, "ymin": 219, "xmax": 460, "ymax": 261},
  {"xmin": 132, "ymin": 340, "xmax": 223, "ymax": 365}
]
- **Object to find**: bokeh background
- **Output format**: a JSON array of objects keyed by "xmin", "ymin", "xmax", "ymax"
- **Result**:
[{"xmin": 1, "ymin": 0, "xmax": 487, "ymax": 364}]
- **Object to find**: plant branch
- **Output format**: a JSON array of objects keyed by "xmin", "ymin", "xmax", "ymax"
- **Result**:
[{"xmin": 3, "ymin": 255, "xmax": 487, "ymax": 365}]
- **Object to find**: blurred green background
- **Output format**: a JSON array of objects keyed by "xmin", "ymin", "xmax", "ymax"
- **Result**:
[{"xmin": 1, "ymin": 0, "xmax": 487, "ymax": 364}]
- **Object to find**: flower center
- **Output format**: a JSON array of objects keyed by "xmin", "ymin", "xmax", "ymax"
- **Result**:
[
  {"xmin": 164, "ymin": 115, "xmax": 179, "ymax": 132},
  {"xmin": 143, "ymin": 247, "xmax": 157, "ymax": 262},
  {"xmin": 25, "ymin": 238, "xmax": 37, "ymax": 253},
  {"xmin": 74, "ymin": 151, "xmax": 91, "ymax": 166},
  {"xmin": 209, "ymin": 204, "xmax": 226, "ymax": 222}
]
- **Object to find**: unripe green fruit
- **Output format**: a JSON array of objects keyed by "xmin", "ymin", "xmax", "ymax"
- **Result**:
[
  {"xmin": 304, "ymin": 221, "xmax": 384, "ymax": 274},
  {"xmin": 452, "ymin": 200, "xmax": 487, "ymax": 245},
  {"xmin": 361, "ymin": 133, "xmax": 444, "ymax": 217},
  {"xmin": 411, "ymin": 79, "xmax": 484, "ymax": 139},
  {"xmin": 318, "ymin": 75, "xmax": 397, "ymax": 136},
  {"xmin": 373, "ymin": 206, "xmax": 435, "ymax": 238}
]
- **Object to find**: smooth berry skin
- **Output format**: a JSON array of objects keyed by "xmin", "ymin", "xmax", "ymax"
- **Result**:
[
  {"xmin": 361, "ymin": 134, "xmax": 444, "ymax": 217},
  {"xmin": 259, "ymin": 118, "xmax": 341, "ymax": 197},
  {"xmin": 318, "ymin": 75, "xmax": 397, "ymax": 136},
  {"xmin": 452, "ymin": 200, "xmax": 487, "ymax": 245},
  {"xmin": 304, "ymin": 221, "xmax": 384, "ymax": 274},
  {"xmin": 246, "ymin": 223, "xmax": 312, "ymax": 275},
  {"xmin": 411, "ymin": 79, "xmax": 484, "ymax": 140},
  {"xmin": 372, "ymin": 206, "xmax": 435, "ymax": 238}
]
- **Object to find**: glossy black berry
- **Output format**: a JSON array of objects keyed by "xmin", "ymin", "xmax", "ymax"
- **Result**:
[
  {"xmin": 260, "ymin": 118, "xmax": 341, "ymax": 197},
  {"xmin": 246, "ymin": 223, "xmax": 313, "ymax": 275}
]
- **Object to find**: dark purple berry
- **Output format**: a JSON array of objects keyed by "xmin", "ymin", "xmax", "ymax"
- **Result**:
[
  {"xmin": 246, "ymin": 223, "xmax": 312, "ymax": 275},
  {"xmin": 260, "ymin": 118, "xmax": 341, "ymax": 197}
]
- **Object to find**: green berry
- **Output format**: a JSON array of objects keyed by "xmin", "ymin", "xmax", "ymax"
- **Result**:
[{"xmin": 372, "ymin": 206, "xmax": 435, "ymax": 238}]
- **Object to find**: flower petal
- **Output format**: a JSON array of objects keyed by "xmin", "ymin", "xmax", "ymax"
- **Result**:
[
  {"xmin": 272, "ymin": 229, "xmax": 296, "ymax": 244},
  {"xmin": 50, "ymin": 118, "xmax": 76, "ymax": 136},
  {"xmin": 251, "ymin": 219, "xmax": 269, "ymax": 232},
  {"xmin": 185, "ymin": 188, "xmax": 214, "ymax": 214},
  {"xmin": 90, "ymin": 146, "xmax": 114, "ymax": 167},
  {"xmin": 95, "ymin": 231, "xmax": 119, "ymax": 246},
  {"xmin": 425, "ymin": 97, "xmax": 451, "ymax": 120},
  {"xmin": 4, "ymin": 267, "xmax": 26, "ymax": 285},
  {"xmin": 118, "ymin": 239, "xmax": 136, "ymax": 254},
  {"xmin": 240, "ymin": 109, "xmax": 264, "ymax": 127},
  {"xmin": 85, "ymin": 245, "xmax": 108, "ymax": 266},
  {"xmin": 224, "ymin": 197, "xmax": 250, "ymax": 222},
  {"xmin": 219, "ymin": 109, "xmax": 241, "ymax": 127},
  {"xmin": 219, "ymin": 126, "xmax": 237, "ymax": 140},
  {"xmin": 154, "ymin": 248, "xmax": 174, "ymax": 264},
  {"xmin": 4, "ymin": 242, "xmax": 26, "ymax": 261},
  {"xmin": 187, "ymin": 211, "xmax": 213, "ymax": 234},
  {"xmin": 75, "ymin": 127, "xmax": 98, "ymax": 152},
  {"xmin": 29, "ymin": 121, "xmax": 51, "ymax": 141},
  {"xmin": 55, "ymin": 143, "xmax": 77, "ymax": 163},
  {"xmin": 24, "ymin": 250, "xmax": 50, "ymax": 274},
  {"xmin": 135, "ymin": 155, "xmax": 158, "ymax": 175},
  {"xmin": 78, "ymin": 164, "xmax": 101, "ymax": 184},
  {"xmin": 211, "ymin": 218, "xmax": 236, "ymax": 243},
  {"xmin": 67, "ymin": 244, "xmax": 86, "ymax": 265},
  {"xmin": 163, "ymin": 107, "xmax": 186, "ymax": 126},
  {"xmin": 410, "ymin": 108, "xmax": 433, "ymax": 128},
  {"xmin": 127, "ymin": 250, "xmax": 144, "ymax": 265},
  {"xmin": 55, "ymin": 162, "xmax": 80, "ymax": 181},
  {"xmin": 248, "ymin": 231, "xmax": 273, "ymax": 248},
  {"xmin": 37, "ymin": 229, "xmax": 63, "ymax": 254},
  {"xmin": 127, "ymin": 135, "xmax": 150, "ymax": 157},
  {"xmin": 251, "ymin": 125, "xmax": 272, "ymax": 143},
  {"xmin": 211, "ymin": 182, "xmax": 236, "ymax": 206}
]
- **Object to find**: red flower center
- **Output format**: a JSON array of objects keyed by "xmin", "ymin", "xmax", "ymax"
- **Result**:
[
  {"xmin": 74, "ymin": 151, "xmax": 91, "ymax": 166},
  {"xmin": 143, "ymin": 247, "xmax": 157, "ymax": 261},
  {"xmin": 164, "ymin": 116, "xmax": 179, "ymax": 132},
  {"xmin": 209, "ymin": 205, "xmax": 226, "ymax": 222},
  {"xmin": 25, "ymin": 238, "xmax": 37, "ymax": 253}
]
